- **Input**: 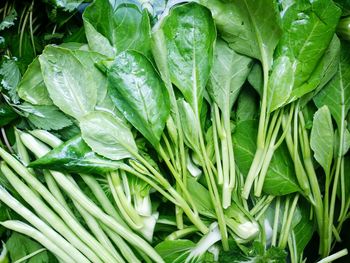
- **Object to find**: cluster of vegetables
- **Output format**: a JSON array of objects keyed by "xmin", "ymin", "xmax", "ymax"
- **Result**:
[{"xmin": 0, "ymin": 0, "xmax": 350, "ymax": 262}]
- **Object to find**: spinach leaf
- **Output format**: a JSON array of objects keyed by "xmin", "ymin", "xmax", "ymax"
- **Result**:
[
  {"xmin": 80, "ymin": 111, "xmax": 137, "ymax": 160},
  {"xmin": 39, "ymin": 46, "xmax": 107, "ymax": 120},
  {"xmin": 83, "ymin": 0, "xmax": 151, "ymax": 57},
  {"xmin": 157, "ymin": 2, "xmax": 216, "ymax": 109},
  {"xmin": 104, "ymin": 50, "xmax": 170, "ymax": 148},
  {"xmin": 30, "ymin": 136, "xmax": 124, "ymax": 174},
  {"xmin": 17, "ymin": 58, "xmax": 53, "ymax": 106},
  {"xmin": 310, "ymin": 106, "xmax": 334, "ymax": 175},
  {"xmin": 207, "ymin": 39, "xmax": 252, "ymax": 112}
]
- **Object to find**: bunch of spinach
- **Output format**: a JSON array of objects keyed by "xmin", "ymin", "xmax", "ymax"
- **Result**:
[{"xmin": 0, "ymin": 0, "xmax": 350, "ymax": 262}]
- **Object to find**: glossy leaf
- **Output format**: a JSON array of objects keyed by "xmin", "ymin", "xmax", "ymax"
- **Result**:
[
  {"xmin": 310, "ymin": 106, "xmax": 334, "ymax": 174},
  {"xmin": 158, "ymin": 2, "xmax": 216, "ymax": 109},
  {"xmin": 0, "ymin": 104, "xmax": 17, "ymax": 127},
  {"xmin": 105, "ymin": 50, "xmax": 170, "ymax": 148},
  {"xmin": 155, "ymin": 240, "xmax": 193, "ymax": 263},
  {"xmin": 83, "ymin": 0, "xmax": 151, "ymax": 57},
  {"xmin": 0, "ymin": 59, "xmax": 21, "ymax": 103},
  {"xmin": 263, "ymin": 143, "xmax": 300, "ymax": 195},
  {"xmin": 267, "ymin": 56, "xmax": 293, "ymax": 112},
  {"xmin": 314, "ymin": 42, "xmax": 350, "ymax": 127},
  {"xmin": 17, "ymin": 58, "xmax": 53, "ymax": 106},
  {"xmin": 207, "ymin": 39, "xmax": 252, "ymax": 112},
  {"xmin": 235, "ymin": 87, "xmax": 259, "ymax": 123},
  {"xmin": 277, "ymin": 0, "xmax": 341, "ymax": 97},
  {"xmin": 39, "ymin": 46, "xmax": 107, "ymax": 120},
  {"xmin": 201, "ymin": 0, "xmax": 282, "ymax": 70},
  {"xmin": 80, "ymin": 111, "xmax": 137, "ymax": 160},
  {"xmin": 30, "ymin": 136, "xmax": 124, "ymax": 174}
]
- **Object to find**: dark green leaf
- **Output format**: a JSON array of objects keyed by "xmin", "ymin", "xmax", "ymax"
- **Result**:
[
  {"xmin": 235, "ymin": 87, "xmax": 259, "ymax": 123},
  {"xmin": 48, "ymin": 0, "xmax": 84, "ymax": 12},
  {"xmin": 247, "ymin": 63, "xmax": 263, "ymax": 97},
  {"xmin": 277, "ymin": 0, "xmax": 341, "ymax": 100},
  {"xmin": 17, "ymin": 58, "xmax": 53, "ymax": 106},
  {"xmin": 314, "ymin": 41, "xmax": 350, "ymax": 127},
  {"xmin": 30, "ymin": 136, "xmax": 124, "ymax": 174},
  {"xmin": 6, "ymin": 232, "xmax": 56, "ymax": 263},
  {"xmin": 155, "ymin": 240, "xmax": 193, "ymax": 263},
  {"xmin": 0, "ymin": 104, "xmax": 17, "ymax": 127},
  {"xmin": 207, "ymin": 39, "xmax": 252, "ymax": 112},
  {"xmin": 263, "ymin": 143, "xmax": 300, "ymax": 195},
  {"xmin": 158, "ymin": 2, "xmax": 216, "ymax": 109},
  {"xmin": 80, "ymin": 111, "xmax": 137, "ymax": 160},
  {"xmin": 83, "ymin": 0, "xmax": 151, "ymax": 57},
  {"xmin": 105, "ymin": 50, "xmax": 170, "ymax": 148}
]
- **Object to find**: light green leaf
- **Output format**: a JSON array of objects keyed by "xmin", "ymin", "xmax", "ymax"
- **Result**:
[
  {"xmin": 83, "ymin": 0, "xmax": 151, "ymax": 57},
  {"xmin": 310, "ymin": 106, "xmax": 334, "ymax": 174},
  {"xmin": 207, "ymin": 39, "xmax": 252, "ymax": 112},
  {"xmin": 177, "ymin": 99, "xmax": 200, "ymax": 153},
  {"xmin": 158, "ymin": 2, "xmax": 216, "ymax": 109},
  {"xmin": 80, "ymin": 111, "xmax": 137, "ymax": 160},
  {"xmin": 267, "ymin": 56, "xmax": 293, "ymax": 112},
  {"xmin": 155, "ymin": 240, "xmax": 193, "ymax": 263},
  {"xmin": 201, "ymin": 0, "xmax": 282, "ymax": 70},
  {"xmin": 105, "ymin": 50, "xmax": 170, "ymax": 148},
  {"xmin": 0, "ymin": 8, "xmax": 17, "ymax": 31},
  {"xmin": 17, "ymin": 58, "xmax": 53, "ymax": 106},
  {"xmin": 39, "ymin": 46, "xmax": 107, "ymax": 120}
]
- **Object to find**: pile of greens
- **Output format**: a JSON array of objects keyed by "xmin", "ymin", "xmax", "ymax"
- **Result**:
[{"xmin": 1, "ymin": 0, "xmax": 350, "ymax": 262}]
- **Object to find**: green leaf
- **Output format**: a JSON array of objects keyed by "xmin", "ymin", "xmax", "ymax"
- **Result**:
[
  {"xmin": 187, "ymin": 177, "xmax": 215, "ymax": 218},
  {"xmin": 6, "ymin": 232, "xmax": 55, "ymax": 263},
  {"xmin": 235, "ymin": 87, "xmax": 259, "ymax": 123},
  {"xmin": 155, "ymin": 240, "xmax": 194, "ymax": 263},
  {"xmin": 267, "ymin": 56, "xmax": 293, "ymax": 112},
  {"xmin": 30, "ymin": 136, "xmax": 124, "ymax": 174},
  {"xmin": 0, "ymin": 104, "xmax": 17, "ymax": 127},
  {"xmin": 314, "ymin": 42, "xmax": 350, "ymax": 128},
  {"xmin": 247, "ymin": 63, "xmax": 263, "ymax": 97},
  {"xmin": 295, "ymin": 35, "xmax": 341, "ymax": 105},
  {"xmin": 0, "ymin": 59, "xmax": 21, "ymax": 103},
  {"xmin": 83, "ymin": 0, "xmax": 151, "ymax": 57},
  {"xmin": 48, "ymin": 0, "xmax": 84, "ymax": 12},
  {"xmin": 278, "ymin": 0, "xmax": 341, "ymax": 97},
  {"xmin": 158, "ymin": 2, "xmax": 216, "ymax": 109},
  {"xmin": 207, "ymin": 39, "xmax": 252, "ymax": 112},
  {"xmin": 105, "ymin": 50, "xmax": 170, "ymax": 148},
  {"xmin": 80, "ymin": 111, "xmax": 137, "ymax": 160},
  {"xmin": 17, "ymin": 103, "xmax": 72, "ymax": 131},
  {"xmin": 0, "ymin": 8, "xmax": 17, "ymax": 31},
  {"xmin": 17, "ymin": 58, "xmax": 53, "ymax": 106},
  {"xmin": 310, "ymin": 106, "xmax": 334, "ymax": 174},
  {"xmin": 39, "ymin": 46, "xmax": 107, "ymax": 120},
  {"xmin": 201, "ymin": 0, "xmax": 282, "ymax": 70},
  {"xmin": 233, "ymin": 120, "xmax": 258, "ymax": 177},
  {"xmin": 263, "ymin": 143, "xmax": 300, "ymax": 195}
]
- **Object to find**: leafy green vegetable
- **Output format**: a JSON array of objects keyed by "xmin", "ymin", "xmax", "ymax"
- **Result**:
[
  {"xmin": 0, "ymin": 59, "xmax": 21, "ymax": 103},
  {"xmin": 0, "ymin": 104, "xmax": 17, "ymax": 127},
  {"xmin": 103, "ymin": 50, "xmax": 170, "ymax": 148}
]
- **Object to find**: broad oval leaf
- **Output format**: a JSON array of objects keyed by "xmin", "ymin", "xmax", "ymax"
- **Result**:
[
  {"xmin": 278, "ymin": 0, "xmax": 341, "ymax": 96},
  {"xmin": 310, "ymin": 106, "xmax": 334, "ymax": 174},
  {"xmin": 267, "ymin": 56, "xmax": 293, "ymax": 112},
  {"xmin": 17, "ymin": 58, "xmax": 53, "ymax": 106},
  {"xmin": 105, "ymin": 50, "xmax": 170, "ymax": 148},
  {"xmin": 83, "ymin": 0, "xmax": 151, "ymax": 57},
  {"xmin": 30, "ymin": 136, "xmax": 124, "ymax": 174},
  {"xmin": 207, "ymin": 39, "xmax": 252, "ymax": 112},
  {"xmin": 158, "ymin": 2, "xmax": 216, "ymax": 109},
  {"xmin": 155, "ymin": 240, "xmax": 194, "ymax": 263},
  {"xmin": 39, "ymin": 46, "xmax": 107, "ymax": 120},
  {"xmin": 201, "ymin": 0, "xmax": 282, "ymax": 70},
  {"xmin": 80, "ymin": 111, "xmax": 137, "ymax": 160}
]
